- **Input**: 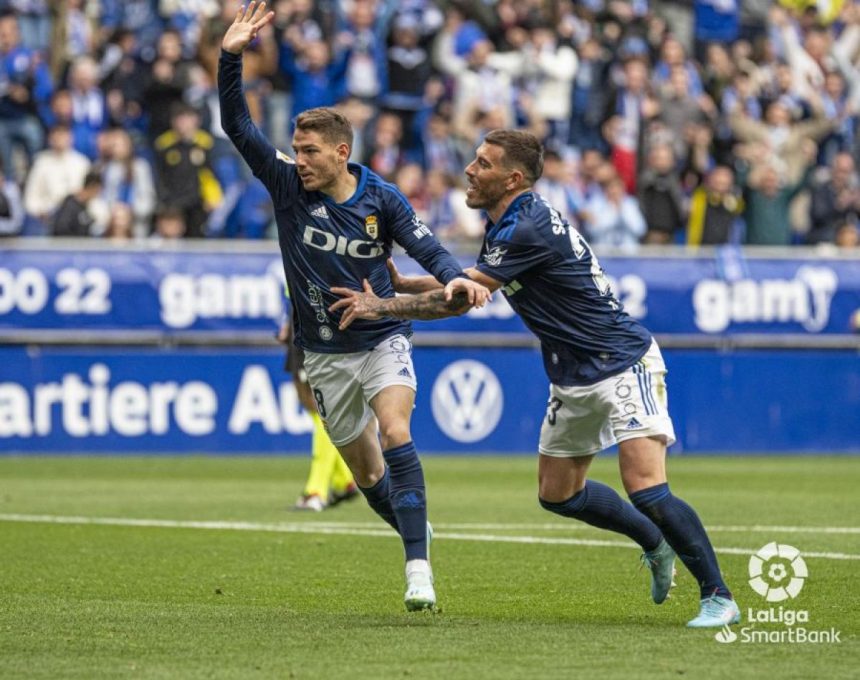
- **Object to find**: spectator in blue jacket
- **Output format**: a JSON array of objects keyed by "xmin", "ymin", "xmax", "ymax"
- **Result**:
[
  {"xmin": 67, "ymin": 56, "xmax": 107, "ymax": 160},
  {"xmin": 337, "ymin": 0, "xmax": 391, "ymax": 103},
  {"xmin": 694, "ymin": 0, "xmax": 740, "ymax": 62},
  {"xmin": 99, "ymin": 0, "xmax": 163, "ymax": 61},
  {"xmin": 0, "ymin": 11, "xmax": 52, "ymax": 180},
  {"xmin": 278, "ymin": 36, "xmax": 348, "ymax": 120}
]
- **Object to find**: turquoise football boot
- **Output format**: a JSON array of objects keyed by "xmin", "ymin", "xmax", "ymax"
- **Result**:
[
  {"xmin": 641, "ymin": 538, "xmax": 677, "ymax": 604},
  {"xmin": 687, "ymin": 595, "xmax": 741, "ymax": 628}
]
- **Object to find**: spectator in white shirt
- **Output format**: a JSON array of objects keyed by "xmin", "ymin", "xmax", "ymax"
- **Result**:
[{"xmin": 23, "ymin": 124, "xmax": 90, "ymax": 223}]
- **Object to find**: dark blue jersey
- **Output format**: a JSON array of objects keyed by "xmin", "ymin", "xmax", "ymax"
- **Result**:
[
  {"xmin": 218, "ymin": 50, "xmax": 466, "ymax": 353},
  {"xmin": 475, "ymin": 192, "xmax": 652, "ymax": 386}
]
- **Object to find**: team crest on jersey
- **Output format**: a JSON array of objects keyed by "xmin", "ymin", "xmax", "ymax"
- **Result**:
[
  {"xmin": 275, "ymin": 149, "xmax": 295, "ymax": 164},
  {"xmin": 484, "ymin": 245, "xmax": 507, "ymax": 267},
  {"xmin": 365, "ymin": 215, "xmax": 379, "ymax": 238}
]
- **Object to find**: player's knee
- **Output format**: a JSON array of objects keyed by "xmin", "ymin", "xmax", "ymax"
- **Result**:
[
  {"xmin": 538, "ymin": 475, "xmax": 584, "ymax": 504},
  {"xmin": 359, "ymin": 466, "xmax": 386, "ymax": 488},
  {"xmin": 538, "ymin": 483, "xmax": 571, "ymax": 505},
  {"xmin": 378, "ymin": 423, "xmax": 412, "ymax": 451}
]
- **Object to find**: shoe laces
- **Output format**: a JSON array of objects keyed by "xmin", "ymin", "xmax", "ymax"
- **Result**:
[
  {"xmin": 699, "ymin": 594, "xmax": 729, "ymax": 616},
  {"xmin": 639, "ymin": 552, "xmax": 656, "ymax": 573}
]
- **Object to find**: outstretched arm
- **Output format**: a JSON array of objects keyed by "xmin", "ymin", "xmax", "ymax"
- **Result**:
[
  {"xmin": 386, "ymin": 258, "xmax": 445, "ymax": 294},
  {"xmin": 330, "ymin": 268, "xmax": 500, "ymax": 330},
  {"xmin": 218, "ymin": 4, "xmax": 279, "ymax": 178}
]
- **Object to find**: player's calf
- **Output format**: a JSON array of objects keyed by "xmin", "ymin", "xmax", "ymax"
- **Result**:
[
  {"xmin": 629, "ymin": 483, "xmax": 734, "ymax": 606},
  {"xmin": 385, "ymin": 441, "xmax": 428, "ymax": 561}
]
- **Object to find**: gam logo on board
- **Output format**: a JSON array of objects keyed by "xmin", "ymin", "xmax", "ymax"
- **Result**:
[{"xmin": 693, "ymin": 266, "xmax": 838, "ymax": 333}]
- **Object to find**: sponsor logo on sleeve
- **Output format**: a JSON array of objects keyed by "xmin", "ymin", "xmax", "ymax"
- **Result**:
[{"xmin": 484, "ymin": 246, "xmax": 507, "ymax": 267}]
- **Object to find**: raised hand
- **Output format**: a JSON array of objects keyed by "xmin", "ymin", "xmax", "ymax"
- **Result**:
[{"xmin": 222, "ymin": 2, "xmax": 275, "ymax": 55}]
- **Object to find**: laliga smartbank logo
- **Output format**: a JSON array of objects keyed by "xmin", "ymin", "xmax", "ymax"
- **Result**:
[
  {"xmin": 748, "ymin": 541, "xmax": 807, "ymax": 602},
  {"xmin": 714, "ymin": 543, "xmax": 841, "ymax": 645}
]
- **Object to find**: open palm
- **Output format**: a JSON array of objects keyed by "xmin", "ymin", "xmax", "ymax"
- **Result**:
[{"xmin": 222, "ymin": 2, "xmax": 275, "ymax": 55}]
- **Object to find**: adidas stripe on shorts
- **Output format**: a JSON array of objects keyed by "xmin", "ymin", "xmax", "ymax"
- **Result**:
[
  {"xmin": 302, "ymin": 334, "xmax": 417, "ymax": 447},
  {"xmin": 539, "ymin": 340, "xmax": 676, "ymax": 457}
]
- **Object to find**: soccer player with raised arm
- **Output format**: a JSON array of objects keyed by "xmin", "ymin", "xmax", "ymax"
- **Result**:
[
  {"xmin": 218, "ymin": 3, "xmax": 490, "ymax": 611},
  {"xmin": 330, "ymin": 130, "xmax": 741, "ymax": 628}
]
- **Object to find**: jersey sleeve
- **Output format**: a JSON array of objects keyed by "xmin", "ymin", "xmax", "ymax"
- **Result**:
[
  {"xmin": 218, "ymin": 50, "xmax": 296, "ymax": 207},
  {"xmin": 384, "ymin": 186, "xmax": 466, "ymax": 285},
  {"xmin": 475, "ymin": 221, "xmax": 557, "ymax": 284}
]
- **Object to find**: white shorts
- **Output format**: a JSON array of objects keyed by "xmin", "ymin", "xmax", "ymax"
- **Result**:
[
  {"xmin": 539, "ymin": 341, "xmax": 676, "ymax": 457},
  {"xmin": 302, "ymin": 334, "xmax": 417, "ymax": 447}
]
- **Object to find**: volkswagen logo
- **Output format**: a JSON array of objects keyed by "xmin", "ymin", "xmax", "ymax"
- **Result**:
[{"xmin": 431, "ymin": 360, "xmax": 503, "ymax": 443}]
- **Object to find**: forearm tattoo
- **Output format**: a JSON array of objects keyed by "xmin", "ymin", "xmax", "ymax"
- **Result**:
[{"xmin": 379, "ymin": 289, "xmax": 471, "ymax": 320}]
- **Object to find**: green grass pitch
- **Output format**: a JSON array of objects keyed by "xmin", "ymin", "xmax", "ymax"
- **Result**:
[{"xmin": 1, "ymin": 455, "xmax": 857, "ymax": 679}]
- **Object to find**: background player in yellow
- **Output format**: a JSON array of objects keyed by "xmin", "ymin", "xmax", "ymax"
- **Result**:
[{"xmin": 278, "ymin": 289, "xmax": 357, "ymax": 512}]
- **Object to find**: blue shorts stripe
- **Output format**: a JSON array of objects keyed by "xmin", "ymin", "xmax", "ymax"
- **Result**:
[
  {"xmin": 643, "ymin": 369, "xmax": 658, "ymax": 415},
  {"xmin": 634, "ymin": 362, "xmax": 654, "ymax": 416}
]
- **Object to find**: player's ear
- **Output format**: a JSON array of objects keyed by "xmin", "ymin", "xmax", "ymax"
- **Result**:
[
  {"xmin": 507, "ymin": 168, "xmax": 525, "ymax": 191},
  {"xmin": 336, "ymin": 142, "xmax": 351, "ymax": 163}
]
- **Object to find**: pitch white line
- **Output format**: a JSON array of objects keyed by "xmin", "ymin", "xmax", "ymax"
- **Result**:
[
  {"xmin": 285, "ymin": 521, "xmax": 860, "ymax": 535},
  {"xmin": 711, "ymin": 525, "xmax": 860, "ymax": 535},
  {"xmin": 1, "ymin": 513, "xmax": 858, "ymax": 561}
]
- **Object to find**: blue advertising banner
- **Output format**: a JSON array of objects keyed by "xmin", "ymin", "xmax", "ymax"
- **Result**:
[
  {"xmin": 1, "ymin": 244, "xmax": 859, "ymax": 338},
  {"xmin": 0, "ymin": 247, "xmax": 287, "ymax": 334},
  {"xmin": 1, "ymin": 346, "xmax": 857, "ymax": 454}
]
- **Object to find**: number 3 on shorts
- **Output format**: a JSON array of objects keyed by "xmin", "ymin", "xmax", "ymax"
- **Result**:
[{"xmin": 546, "ymin": 397, "xmax": 562, "ymax": 426}]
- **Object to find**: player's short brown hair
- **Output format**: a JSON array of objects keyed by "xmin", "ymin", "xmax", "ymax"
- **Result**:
[
  {"xmin": 484, "ymin": 129, "xmax": 544, "ymax": 185},
  {"xmin": 294, "ymin": 107, "xmax": 353, "ymax": 150}
]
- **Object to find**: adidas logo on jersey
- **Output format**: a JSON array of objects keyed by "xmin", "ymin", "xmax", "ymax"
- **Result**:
[
  {"xmin": 310, "ymin": 205, "xmax": 329, "ymax": 219},
  {"xmin": 626, "ymin": 417, "xmax": 643, "ymax": 430},
  {"xmin": 398, "ymin": 367, "xmax": 412, "ymax": 378}
]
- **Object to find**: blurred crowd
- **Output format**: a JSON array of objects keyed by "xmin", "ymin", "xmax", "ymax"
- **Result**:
[{"xmin": 1, "ymin": 0, "xmax": 859, "ymax": 249}]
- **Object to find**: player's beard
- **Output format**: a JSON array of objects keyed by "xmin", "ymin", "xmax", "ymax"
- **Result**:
[{"xmin": 465, "ymin": 179, "xmax": 506, "ymax": 211}]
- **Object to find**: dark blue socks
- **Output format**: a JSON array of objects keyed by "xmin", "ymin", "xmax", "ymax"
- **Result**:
[
  {"xmin": 357, "ymin": 442, "xmax": 429, "ymax": 562},
  {"xmin": 384, "ymin": 441, "xmax": 428, "ymax": 562},
  {"xmin": 540, "ymin": 480, "xmax": 663, "ymax": 552},
  {"xmin": 358, "ymin": 467, "xmax": 399, "ymax": 532},
  {"xmin": 629, "ymin": 483, "xmax": 732, "ymax": 599}
]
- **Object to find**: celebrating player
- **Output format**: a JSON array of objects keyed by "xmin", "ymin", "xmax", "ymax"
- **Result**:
[
  {"xmin": 330, "ymin": 130, "xmax": 740, "ymax": 628},
  {"xmin": 218, "ymin": 3, "xmax": 490, "ymax": 611}
]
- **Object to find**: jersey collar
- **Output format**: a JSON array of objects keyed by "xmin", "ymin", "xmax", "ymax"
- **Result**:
[{"xmin": 486, "ymin": 191, "xmax": 534, "ymax": 238}]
